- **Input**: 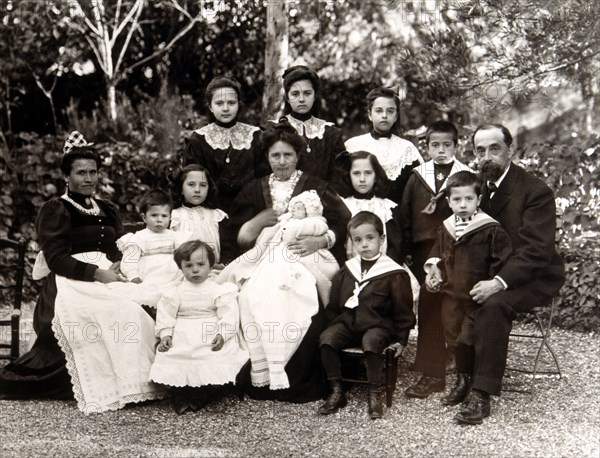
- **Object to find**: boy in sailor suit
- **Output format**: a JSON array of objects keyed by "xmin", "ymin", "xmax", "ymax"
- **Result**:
[
  {"xmin": 402, "ymin": 121, "xmax": 472, "ymax": 397},
  {"xmin": 318, "ymin": 211, "xmax": 415, "ymax": 419},
  {"xmin": 423, "ymin": 171, "xmax": 512, "ymax": 414}
]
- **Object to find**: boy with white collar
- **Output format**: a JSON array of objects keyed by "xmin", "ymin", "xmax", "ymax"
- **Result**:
[
  {"xmin": 318, "ymin": 211, "xmax": 415, "ymax": 419},
  {"xmin": 403, "ymin": 121, "xmax": 472, "ymax": 399},
  {"xmin": 423, "ymin": 171, "xmax": 512, "ymax": 420}
]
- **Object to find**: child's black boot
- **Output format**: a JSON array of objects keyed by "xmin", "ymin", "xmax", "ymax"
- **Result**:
[
  {"xmin": 172, "ymin": 387, "xmax": 190, "ymax": 415},
  {"xmin": 368, "ymin": 385, "xmax": 384, "ymax": 419},
  {"xmin": 318, "ymin": 380, "xmax": 347, "ymax": 415}
]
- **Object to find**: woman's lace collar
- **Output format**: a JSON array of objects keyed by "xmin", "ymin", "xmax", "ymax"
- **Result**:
[
  {"xmin": 285, "ymin": 115, "xmax": 333, "ymax": 140},
  {"xmin": 195, "ymin": 122, "xmax": 259, "ymax": 150}
]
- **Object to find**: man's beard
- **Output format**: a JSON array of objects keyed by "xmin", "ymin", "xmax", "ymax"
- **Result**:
[{"xmin": 478, "ymin": 160, "xmax": 505, "ymax": 182}]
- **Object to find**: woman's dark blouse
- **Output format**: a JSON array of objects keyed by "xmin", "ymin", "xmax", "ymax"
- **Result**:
[
  {"xmin": 37, "ymin": 194, "xmax": 123, "ymax": 282},
  {"xmin": 185, "ymin": 122, "xmax": 263, "ymax": 212}
]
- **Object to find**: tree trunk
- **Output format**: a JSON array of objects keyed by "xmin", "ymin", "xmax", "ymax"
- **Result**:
[
  {"xmin": 261, "ymin": 0, "xmax": 289, "ymax": 124},
  {"xmin": 107, "ymin": 81, "xmax": 117, "ymax": 124}
]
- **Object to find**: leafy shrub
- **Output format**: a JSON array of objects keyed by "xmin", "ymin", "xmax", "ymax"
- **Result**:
[{"xmin": 515, "ymin": 136, "xmax": 600, "ymax": 330}]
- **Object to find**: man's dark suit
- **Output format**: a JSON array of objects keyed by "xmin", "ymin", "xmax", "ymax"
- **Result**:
[
  {"xmin": 412, "ymin": 162, "xmax": 565, "ymax": 392},
  {"xmin": 468, "ymin": 162, "xmax": 565, "ymax": 395}
]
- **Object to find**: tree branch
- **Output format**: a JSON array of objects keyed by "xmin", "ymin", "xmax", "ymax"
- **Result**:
[
  {"xmin": 170, "ymin": 0, "xmax": 194, "ymax": 21},
  {"xmin": 71, "ymin": 0, "xmax": 102, "ymax": 37},
  {"xmin": 84, "ymin": 34, "xmax": 110, "ymax": 75},
  {"xmin": 114, "ymin": 0, "xmax": 123, "ymax": 30},
  {"xmin": 113, "ymin": 0, "xmax": 145, "ymax": 76},
  {"xmin": 121, "ymin": 13, "xmax": 202, "ymax": 75},
  {"xmin": 112, "ymin": 0, "xmax": 145, "ymax": 44}
]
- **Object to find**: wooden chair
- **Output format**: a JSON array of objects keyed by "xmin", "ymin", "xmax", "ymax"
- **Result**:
[
  {"xmin": 503, "ymin": 297, "xmax": 562, "ymax": 396},
  {"xmin": 340, "ymin": 346, "xmax": 401, "ymax": 407},
  {"xmin": 0, "ymin": 237, "xmax": 26, "ymax": 361}
]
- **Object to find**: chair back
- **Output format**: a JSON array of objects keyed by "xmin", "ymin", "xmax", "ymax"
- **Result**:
[{"xmin": 0, "ymin": 237, "xmax": 26, "ymax": 360}]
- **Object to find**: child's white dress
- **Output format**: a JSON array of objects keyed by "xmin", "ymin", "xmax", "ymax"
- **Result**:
[
  {"xmin": 149, "ymin": 279, "xmax": 249, "ymax": 387},
  {"xmin": 117, "ymin": 228, "xmax": 189, "ymax": 289},
  {"xmin": 170, "ymin": 206, "xmax": 228, "ymax": 263}
]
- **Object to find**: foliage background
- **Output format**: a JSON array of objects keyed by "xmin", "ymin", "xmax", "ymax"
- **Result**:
[{"xmin": 0, "ymin": 0, "xmax": 598, "ymax": 331}]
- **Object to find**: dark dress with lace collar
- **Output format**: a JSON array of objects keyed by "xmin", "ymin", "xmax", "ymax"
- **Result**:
[
  {"xmin": 0, "ymin": 193, "xmax": 122, "ymax": 399},
  {"xmin": 262, "ymin": 114, "xmax": 344, "ymax": 182},
  {"xmin": 185, "ymin": 121, "xmax": 262, "ymax": 213}
]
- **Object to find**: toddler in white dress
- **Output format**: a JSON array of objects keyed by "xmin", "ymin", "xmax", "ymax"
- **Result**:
[
  {"xmin": 117, "ymin": 190, "xmax": 189, "ymax": 296},
  {"xmin": 149, "ymin": 240, "xmax": 249, "ymax": 414}
]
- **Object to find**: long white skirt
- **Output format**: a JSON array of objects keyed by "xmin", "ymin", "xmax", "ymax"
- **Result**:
[
  {"xmin": 234, "ymin": 243, "xmax": 319, "ymax": 390},
  {"xmin": 51, "ymin": 252, "xmax": 167, "ymax": 414}
]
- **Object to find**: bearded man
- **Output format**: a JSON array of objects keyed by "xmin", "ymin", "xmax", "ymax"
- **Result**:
[{"xmin": 405, "ymin": 123, "xmax": 564, "ymax": 425}]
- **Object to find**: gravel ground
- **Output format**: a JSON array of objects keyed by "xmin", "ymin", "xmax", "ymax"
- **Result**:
[{"xmin": 1, "ymin": 312, "xmax": 598, "ymax": 458}]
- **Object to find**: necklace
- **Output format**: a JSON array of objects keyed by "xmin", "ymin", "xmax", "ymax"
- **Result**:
[
  {"xmin": 225, "ymin": 144, "xmax": 233, "ymax": 164},
  {"xmin": 61, "ymin": 193, "xmax": 101, "ymax": 216},
  {"xmin": 269, "ymin": 170, "xmax": 302, "ymax": 215}
]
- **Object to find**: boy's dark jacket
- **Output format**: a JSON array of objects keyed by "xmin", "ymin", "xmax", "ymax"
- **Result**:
[
  {"xmin": 429, "ymin": 211, "xmax": 512, "ymax": 301},
  {"xmin": 325, "ymin": 255, "xmax": 415, "ymax": 346}
]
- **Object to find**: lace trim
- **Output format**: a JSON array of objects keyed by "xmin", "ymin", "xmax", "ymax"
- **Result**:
[
  {"xmin": 173, "ymin": 206, "xmax": 228, "ymax": 223},
  {"xmin": 149, "ymin": 363, "xmax": 244, "ymax": 387},
  {"xmin": 285, "ymin": 115, "xmax": 333, "ymax": 140},
  {"xmin": 52, "ymin": 314, "xmax": 86, "ymax": 410},
  {"xmin": 269, "ymin": 170, "xmax": 302, "ymax": 216},
  {"xmin": 52, "ymin": 315, "xmax": 168, "ymax": 415},
  {"xmin": 195, "ymin": 122, "xmax": 259, "ymax": 150}
]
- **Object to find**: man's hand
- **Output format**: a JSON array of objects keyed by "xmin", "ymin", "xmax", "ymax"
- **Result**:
[
  {"xmin": 470, "ymin": 278, "xmax": 504, "ymax": 304},
  {"xmin": 387, "ymin": 342, "xmax": 405, "ymax": 358}
]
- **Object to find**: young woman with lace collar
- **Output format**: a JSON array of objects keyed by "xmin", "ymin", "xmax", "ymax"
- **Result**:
[
  {"xmin": 345, "ymin": 87, "xmax": 423, "ymax": 204},
  {"xmin": 263, "ymin": 66, "xmax": 344, "ymax": 183},
  {"xmin": 184, "ymin": 77, "xmax": 262, "ymax": 213}
]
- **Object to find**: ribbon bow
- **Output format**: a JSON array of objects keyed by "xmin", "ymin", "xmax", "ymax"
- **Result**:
[
  {"xmin": 421, "ymin": 190, "xmax": 446, "ymax": 214},
  {"xmin": 63, "ymin": 130, "xmax": 93, "ymax": 155},
  {"xmin": 343, "ymin": 280, "xmax": 370, "ymax": 309}
]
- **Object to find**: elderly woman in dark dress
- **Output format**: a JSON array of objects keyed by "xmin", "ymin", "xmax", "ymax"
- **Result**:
[
  {"xmin": 0, "ymin": 132, "xmax": 166, "ymax": 413},
  {"xmin": 219, "ymin": 120, "xmax": 351, "ymax": 403}
]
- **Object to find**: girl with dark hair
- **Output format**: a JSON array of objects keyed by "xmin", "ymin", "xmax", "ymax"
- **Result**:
[
  {"xmin": 185, "ymin": 76, "xmax": 262, "ymax": 213},
  {"xmin": 345, "ymin": 87, "xmax": 423, "ymax": 204},
  {"xmin": 0, "ymin": 132, "xmax": 167, "ymax": 413},
  {"xmin": 338, "ymin": 151, "xmax": 403, "ymax": 263},
  {"xmin": 268, "ymin": 65, "xmax": 345, "ymax": 182},
  {"xmin": 218, "ymin": 120, "xmax": 351, "ymax": 403},
  {"xmin": 170, "ymin": 164, "xmax": 228, "ymax": 264}
]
